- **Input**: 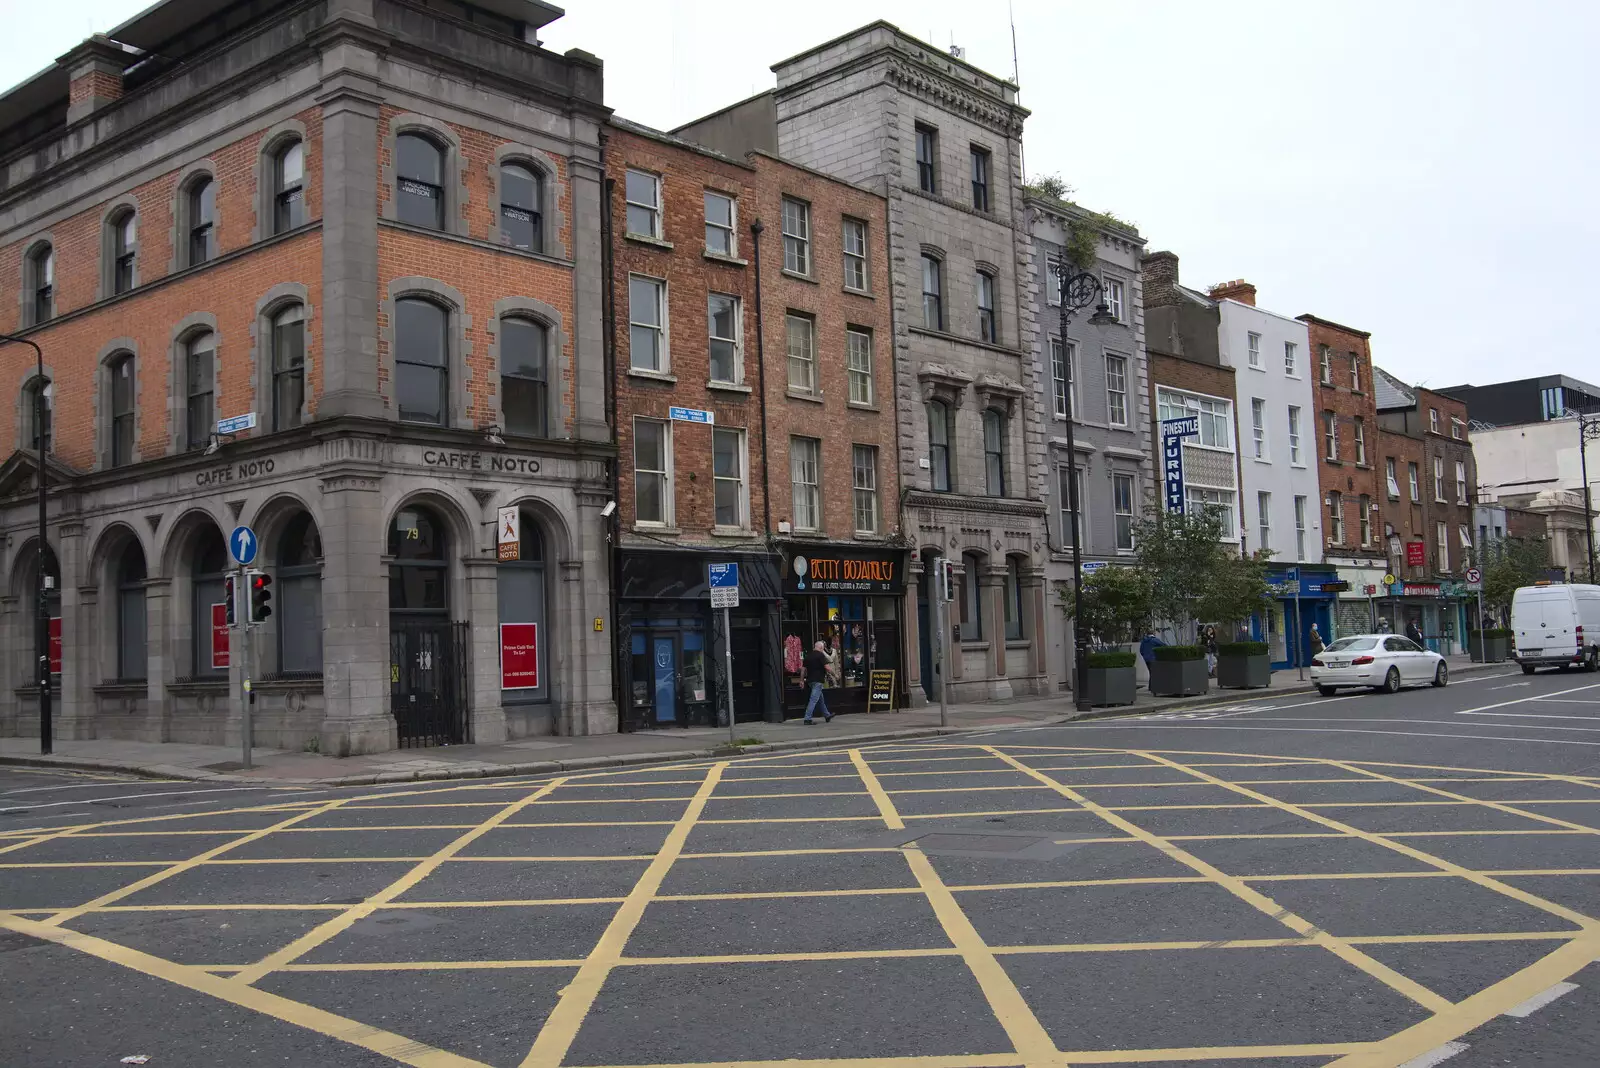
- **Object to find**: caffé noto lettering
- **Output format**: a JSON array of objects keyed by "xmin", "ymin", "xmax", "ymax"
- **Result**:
[
  {"xmin": 195, "ymin": 458, "xmax": 277, "ymax": 487},
  {"xmin": 420, "ymin": 449, "xmax": 542, "ymax": 474}
]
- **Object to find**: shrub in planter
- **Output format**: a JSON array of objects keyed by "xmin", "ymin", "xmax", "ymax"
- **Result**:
[
  {"xmin": 1469, "ymin": 628, "xmax": 1513, "ymax": 663},
  {"xmin": 1216, "ymin": 640, "xmax": 1271, "ymax": 689},
  {"xmin": 1084, "ymin": 650, "xmax": 1136, "ymax": 707},
  {"xmin": 1149, "ymin": 644, "xmax": 1209, "ymax": 696}
]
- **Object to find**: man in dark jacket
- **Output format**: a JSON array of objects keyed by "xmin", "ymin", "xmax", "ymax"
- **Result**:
[
  {"xmin": 1138, "ymin": 631, "xmax": 1166, "ymax": 689},
  {"xmin": 802, "ymin": 641, "xmax": 833, "ymax": 724}
]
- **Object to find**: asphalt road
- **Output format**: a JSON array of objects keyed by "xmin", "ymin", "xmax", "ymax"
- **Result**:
[{"xmin": 3, "ymin": 664, "xmax": 1599, "ymax": 1068}]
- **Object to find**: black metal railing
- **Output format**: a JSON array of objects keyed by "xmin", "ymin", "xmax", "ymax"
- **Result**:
[{"xmin": 389, "ymin": 619, "xmax": 471, "ymax": 748}]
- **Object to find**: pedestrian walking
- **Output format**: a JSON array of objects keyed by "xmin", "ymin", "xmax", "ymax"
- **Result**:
[
  {"xmin": 1406, "ymin": 619, "xmax": 1426, "ymax": 647},
  {"xmin": 1138, "ymin": 630, "xmax": 1166, "ymax": 690},
  {"xmin": 1203, "ymin": 625, "xmax": 1218, "ymax": 677},
  {"xmin": 1377, "ymin": 616, "xmax": 1392, "ymax": 633},
  {"xmin": 802, "ymin": 641, "xmax": 833, "ymax": 724},
  {"xmin": 1309, "ymin": 624, "xmax": 1324, "ymax": 657}
]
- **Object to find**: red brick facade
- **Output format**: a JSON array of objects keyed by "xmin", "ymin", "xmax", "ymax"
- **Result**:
[
  {"xmin": 1146, "ymin": 350, "xmax": 1243, "ymax": 532},
  {"xmin": 1377, "ymin": 384, "xmax": 1476, "ymax": 579},
  {"xmin": 1299, "ymin": 315, "xmax": 1383, "ymax": 558}
]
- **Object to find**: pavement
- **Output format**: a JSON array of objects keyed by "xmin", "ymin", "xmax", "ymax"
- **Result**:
[
  {"xmin": 0, "ymin": 654, "xmax": 1495, "ymax": 785},
  {"xmin": 3, "ymin": 659, "xmax": 1600, "ymax": 1067}
]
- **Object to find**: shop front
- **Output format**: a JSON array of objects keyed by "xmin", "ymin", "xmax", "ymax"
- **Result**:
[
  {"xmin": 616, "ymin": 548, "xmax": 783, "ymax": 730},
  {"xmin": 1259, "ymin": 567, "xmax": 1338, "ymax": 671},
  {"xmin": 1379, "ymin": 580, "xmax": 1467, "ymax": 654},
  {"xmin": 779, "ymin": 543, "xmax": 907, "ymax": 718},
  {"xmin": 1332, "ymin": 564, "xmax": 1388, "ymax": 639}
]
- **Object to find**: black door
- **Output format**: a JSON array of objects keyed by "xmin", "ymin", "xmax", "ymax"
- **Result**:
[
  {"xmin": 730, "ymin": 620, "xmax": 764, "ymax": 722},
  {"xmin": 390, "ymin": 619, "xmax": 470, "ymax": 747}
]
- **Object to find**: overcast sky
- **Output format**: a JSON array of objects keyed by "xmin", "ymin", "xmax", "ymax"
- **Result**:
[{"xmin": 6, "ymin": 0, "xmax": 1594, "ymax": 390}]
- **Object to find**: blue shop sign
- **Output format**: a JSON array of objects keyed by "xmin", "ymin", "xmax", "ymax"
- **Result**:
[{"xmin": 1267, "ymin": 569, "xmax": 1339, "ymax": 598}]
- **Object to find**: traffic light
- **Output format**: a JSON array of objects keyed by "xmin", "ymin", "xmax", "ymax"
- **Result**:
[
  {"xmin": 247, "ymin": 569, "xmax": 273, "ymax": 624},
  {"xmin": 224, "ymin": 574, "xmax": 238, "ymax": 626},
  {"xmin": 940, "ymin": 559, "xmax": 957, "ymax": 602}
]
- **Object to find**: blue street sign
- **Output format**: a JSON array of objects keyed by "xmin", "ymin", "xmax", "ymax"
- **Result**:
[
  {"xmin": 1080, "ymin": 561, "xmax": 1109, "ymax": 575},
  {"xmin": 1160, "ymin": 416, "xmax": 1200, "ymax": 514},
  {"xmin": 217, "ymin": 412, "xmax": 258, "ymax": 435},
  {"xmin": 1285, "ymin": 567, "xmax": 1300, "ymax": 581},
  {"xmin": 229, "ymin": 525, "xmax": 259, "ymax": 566},
  {"xmin": 669, "ymin": 406, "xmax": 714, "ymax": 425},
  {"xmin": 708, "ymin": 562, "xmax": 739, "ymax": 588}
]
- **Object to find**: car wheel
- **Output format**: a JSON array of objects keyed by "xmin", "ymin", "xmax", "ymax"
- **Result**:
[
  {"xmin": 1432, "ymin": 661, "xmax": 1448, "ymax": 687},
  {"xmin": 1317, "ymin": 685, "xmax": 1337, "ymax": 696},
  {"xmin": 1522, "ymin": 663, "xmax": 1537, "ymax": 675},
  {"xmin": 1379, "ymin": 666, "xmax": 1402, "ymax": 694},
  {"xmin": 1586, "ymin": 650, "xmax": 1599, "ymax": 673}
]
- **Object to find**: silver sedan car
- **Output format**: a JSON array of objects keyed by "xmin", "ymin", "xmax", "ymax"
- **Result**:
[{"xmin": 1310, "ymin": 634, "xmax": 1448, "ymax": 695}]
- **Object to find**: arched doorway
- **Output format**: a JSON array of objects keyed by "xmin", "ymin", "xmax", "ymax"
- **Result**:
[
  {"xmin": 275, "ymin": 512, "xmax": 322, "ymax": 677},
  {"xmin": 190, "ymin": 527, "xmax": 229, "ymax": 679},
  {"xmin": 387, "ymin": 505, "xmax": 468, "ymax": 746},
  {"xmin": 497, "ymin": 509, "xmax": 549, "ymax": 735}
]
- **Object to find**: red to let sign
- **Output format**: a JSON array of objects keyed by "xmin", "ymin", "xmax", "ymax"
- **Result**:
[
  {"xmin": 1405, "ymin": 540, "xmax": 1426, "ymax": 567},
  {"xmin": 500, "ymin": 622, "xmax": 539, "ymax": 690},
  {"xmin": 211, "ymin": 602, "xmax": 231, "ymax": 670},
  {"xmin": 48, "ymin": 616, "xmax": 62, "ymax": 674}
]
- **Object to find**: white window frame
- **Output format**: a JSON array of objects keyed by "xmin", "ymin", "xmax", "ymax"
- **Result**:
[
  {"xmin": 842, "ymin": 218, "xmax": 868, "ymax": 292},
  {"xmin": 1051, "ymin": 338, "xmax": 1076, "ymax": 419},
  {"xmin": 627, "ymin": 274, "xmax": 667, "ymax": 372},
  {"xmin": 1460, "ymin": 524, "xmax": 1473, "ymax": 551},
  {"xmin": 1455, "ymin": 460, "xmax": 1468, "ymax": 504},
  {"xmin": 1349, "ymin": 354, "xmax": 1361, "ymax": 392},
  {"xmin": 1294, "ymin": 495, "xmax": 1308, "ymax": 560},
  {"xmin": 1251, "ymin": 397, "xmax": 1267, "ymax": 460},
  {"xmin": 1044, "ymin": 256, "xmax": 1061, "ymax": 307},
  {"xmin": 1284, "ymin": 341, "xmax": 1298, "ymax": 377},
  {"xmin": 1408, "ymin": 462, "xmax": 1420, "ymax": 500},
  {"xmin": 1186, "ymin": 486, "xmax": 1237, "ymax": 539},
  {"xmin": 1287, "ymin": 405, "xmax": 1302, "ymax": 465},
  {"xmin": 1451, "ymin": 417, "xmax": 1464, "ymax": 441},
  {"xmin": 1327, "ymin": 491, "xmax": 1344, "ymax": 543},
  {"xmin": 791, "ymin": 436, "xmax": 821, "ymax": 531},
  {"xmin": 624, "ymin": 169, "xmax": 662, "ymax": 239},
  {"xmin": 1319, "ymin": 345, "xmax": 1333, "ymax": 385},
  {"xmin": 1102, "ymin": 277, "xmax": 1124, "ymax": 322},
  {"xmin": 1112, "ymin": 472, "xmax": 1135, "ymax": 552},
  {"xmin": 1157, "ymin": 387, "xmax": 1232, "ymax": 450},
  {"xmin": 1386, "ymin": 458, "xmax": 1400, "ymax": 497},
  {"xmin": 1359, "ymin": 494, "xmax": 1372, "ymax": 545},
  {"xmin": 1246, "ymin": 331, "xmax": 1261, "ymax": 368},
  {"xmin": 1354, "ymin": 417, "xmax": 1366, "ymax": 465},
  {"xmin": 1323, "ymin": 410, "xmax": 1339, "ymax": 461},
  {"xmin": 852, "ymin": 444, "xmax": 879, "ymax": 534},
  {"xmin": 781, "ymin": 196, "xmax": 811, "ymax": 276},
  {"xmin": 1437, "ymin": 520, "xmax": 1449, "ymax": 571},
  {"xmin": 1257, "ymin": 490, "xmax": 1272, "ymax": 552},
  {"xmin": 1058, "ymin": 464, "xmax": 1086, "ymax": 549},
  {"xmin": 1105, "ymin": 353, "xmax": 1128, "ymax": 426},
  {"xmin": 707, "ymin": 292, "xmax": 742, "ymax": 385},
  {"xmin": 786, "ymin": 313, "xmax": 816, "ymax": 395},
  {"xmin": 1429, "ymin": 407, "xmax": 1440, "ymax": 433},
  {"xmin": 1433, "ymin": 455, "xmax": 1446, "ymax": 502},
  {"xmin": 712, "ymin": 427, "xmax": 748, "ymax": 530},
  {"xmin": 633, "ymin": 418, "xmax": 672, "ymax": 527},
  {"xmin": 704, "ymin": 189, "xmax": 736, "ymax": 257},
  {"xmin": 846, "ymin": 327, "xmax": 874, "ymax": 406}
]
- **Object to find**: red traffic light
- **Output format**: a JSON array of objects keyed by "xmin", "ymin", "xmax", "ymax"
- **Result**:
[{"xmin": 247, "ymin": 569, "xmax": 273, "ymax": 623}]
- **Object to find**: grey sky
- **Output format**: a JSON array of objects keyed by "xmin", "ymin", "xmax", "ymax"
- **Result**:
[{"xmin": 5, "ymin": 0, "xmax": 1592, "ymax": 390}]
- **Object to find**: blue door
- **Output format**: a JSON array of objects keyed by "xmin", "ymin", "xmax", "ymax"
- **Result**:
[{"xmin": 652, "ymin": 636, "xmax": 676, "ymax": 724}]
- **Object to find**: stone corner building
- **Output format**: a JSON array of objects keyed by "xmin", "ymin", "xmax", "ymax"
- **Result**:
[
  {"xmin": 676, "ymin": 22, "xmax": 1050, "ymax": 703},
  {"xmin": 0, "ymin": 0, "xmax": 616, "ymax": 754}
]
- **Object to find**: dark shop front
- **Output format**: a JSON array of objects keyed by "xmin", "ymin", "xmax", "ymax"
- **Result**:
[
  {"xmin": 779, "ymin": 543, "xmax": 907, "ymax": 717},
  {"xmin": 616, "ymin": 548, "xmax": 783, "ymax": 729}
]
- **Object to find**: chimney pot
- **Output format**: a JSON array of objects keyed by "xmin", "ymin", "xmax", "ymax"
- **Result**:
[
  {"xmin": 60, "ymin": 35, "xmax": 127, "ymax": 125},
  {"xmin": 1208, "ymin": 279, "xmax": 1257, "ymax": 306}
]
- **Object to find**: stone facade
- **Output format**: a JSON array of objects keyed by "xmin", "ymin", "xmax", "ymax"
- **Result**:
[
  {"xmin": 0, "ymin": 0, "xmax": 616, "ymax": 753},
  {"xmin": 1024, "ymin": 195, "xmax": 1150, "ymax": 689}
]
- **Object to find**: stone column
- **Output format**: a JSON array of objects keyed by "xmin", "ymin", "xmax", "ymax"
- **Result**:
[
  {"xmin": 561, "ymin": 492, "xmax": 617, "ymax": 735},
  {"xmin": 1022, "ymin": 567, "xmax": 1047, "ymax": 692},
  {"xmin": 56, "ymin": 522, "xmax": 93, "ymax": 739},
  {"xmin": 567, "ymin": 148, "xmax": 610, "ymax": 442},
  {"xmin": 463, "ymin": 556, "xmax": 507, "ymax": 745},
  {"xmin": 318, "ymin": 464, "xmax": 395, "ymax": 755},
  {"xmin": 0, "ymin": 595, "xmax": 17, "ymax": 736},
  {"xmin": 143, "ymin": 578, "xmax": 172, "ymax": 740},
  {"xmin": 981, "ymin": 564, "xmax": 1013, "ymax": 702},
  {"xmin": 902, "ymin": 557, "xmax": 924, "ymax": 706}
]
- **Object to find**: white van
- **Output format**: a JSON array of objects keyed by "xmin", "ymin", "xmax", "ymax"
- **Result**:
[{"xmin": 1511, "ymin": 583, "xmax": 1600, "ymax": 674}]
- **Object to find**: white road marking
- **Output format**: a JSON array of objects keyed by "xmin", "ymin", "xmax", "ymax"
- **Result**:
[
  {"xmin": 0, "ymin": 780, "xmax": 168, "ymax": 796},
  {"xmin": 1058, "ymin": 723, "xmax": 1600, "ymax": 747},
  {"xmin": 1489, "ymin": 682, "xmax": 1533, "ymax": 690},
  {"xmin": 0, "ymin": 786, "xmax": 278, "ymax": 814},
  {"xmin": 1454, "ymin": 682, "xmax": 1600, "ymax": 717},
  {"xmin": 1399, "ymin": 1041, "xmax": 1469, "ymax": 1067},
  {"xmin": 1459, "ymin": 711, "xmax": 1600, "ymax": 722},
  {"xmin": 1503, "ymin": 980, "xmax": 1579, "ymax": 1018}
]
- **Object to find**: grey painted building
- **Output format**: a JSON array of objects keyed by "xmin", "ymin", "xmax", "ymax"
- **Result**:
[
  {"xmin": 676, "ymin": 23, "xmax": 1050, "ymax": 702},
  {"xmin": 1023, "ymin": 196, "xmax": 1150, "ymax": 687}
]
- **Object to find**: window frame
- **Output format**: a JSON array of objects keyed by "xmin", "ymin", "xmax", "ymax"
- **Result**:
[
  {"xmin": 627, "ymin": 274, "xmax": 668, "ymax": 373},
  {"xmin": 393, "ymin": 297, "xmax": 451, "ymax": 426},
  {"xmin": 781, "ymin": 196, "xmax": 811, "ymax": 275},
  {"xmin": 1359, "ymin": 494, "xmax": 1372, "ymax": 545},
  {"xmin": 1102, "ymin": 277, "xmax": 1125, "ymax": 322},
  {"xmin": 273, "ymin": 139, "xmax": 307, "ymax": 235},
  {"xmin": 790, "ymin": 435, "xmax": 822, "ymax": 531},
  {"xmin": 23, "ymin": 377, "xmax": 52, "ymax": 455},
  {"xmin": 1327, "ymin": 490, "xmax": 1345, "ymax": 544},
  {"xmin": 1246, "ymin": 331, "xmax": 1261, "ymax": 368},
  {"xmin": 498, "ymin": 315, "xmax": 549, "ymax": 439},
  {"xmin": 108, "ymin": 354, "xmax": 136, "ymax": 468},
  {"xmin": 846, "ymin": 326, "xmax": 874, "ymax": 406},
  {"xmin": 852, "ymin": 444, "xmax": 880, "ymax": 534},
  {"xmin": 1294, "ymin": 495, "xmax": 1308, "ymax": 560},
  {"xmin": 1319, "ymin": 344, "xmax": 1334, "ymax": 385},
  {"xmin": 1105, "ymin": 353, "xmax": 1128, "ymax": 427},
  {"xmin": 1058, "ymin": 464, "xmax": 1085, "ymax": 549},
  {"xmin": 1004, "ymin": 557, "xmax": 1024, "ymax": 642},
  {"xmin": 1433, "ymin": 455, "xmax": 1446, "ymax": 502},
  {"xmin": 915, "ymin": 123, "xmax": 938, "ymax": 193},
  {"xmin": 1287, "ymin": 405, "xmax": 1302, "ymax": 464},
  {"xmin": 927, "ymin": 401, "xmax": 953, "ymax": 492},
  {"xmin": 785, "ymin": 312, "xmax": 817, "ymax": 395},
  {"xmin": 1349, "ymin": 353, "xmax": 1361, "ymax": 392},
  {"xmin": 842, "ymin": 217, "xmax": 869, "ymax": 292},
  {"xmin": 921, "ymin": 253, "xmax": 944, "ymax": 330},
  {"xmin": 110, "ymin": 211, "xmax": 137, "ymax": 295},
  {"xmin": 1186, "ymin": 486, "xmax": 1238, "ymax": 539},
  {"xmin": 1354, "ymin": 417, "xmax": 1367, "ymax": 465},
  {"xmin": 633, "ymin": 418, "xmax": 672, "ymax": 527},
  {"xmin": 1157, "ymin": 387, "xmax": 1232, "ymax": 450},
  {"xmin": 1455, "ymin": 460, "xmax": 1468, "ymax": 504},
  {"xmin": 1112, "ymin": 472, "xmax": 1135, "ymax": 552},
  {"xmin": 624, "ymin": 168, "xmax": 662, "ymax": 239},
  {"xmin": 1051, "ymin": 338, "xmax": 1076, "ymax": 419},
  {"xmin": 186, "ymin": 176, "xmax": 217, "ymax": 266},
  {"xmin": 1323, "ymin": 409, "xmax": 1339, "ymax": 461},
  {"xmin": 498, "ymin": 161, "xmax": 543, "ymax": 252},
  {"xmin": 712, "ymin": 426, "xmax": 747, "ymax": 530},
  {"xmin": 183, "ymin": 330, "xmax": 216, "ymax": 452},
  {"xmin": 270, "ymin": 304, "xmax": 307, "ymax": 432},
  {"xmin": 27, "ymin": 243, "xmax": 54, "ymax": 324},
  {"xmin": 1408, "ymin": 462, "xmax": 1420, "ymax": 501},
  {"xmin": 982, "ymin": 409, "xmax": 1007, "ymax": 497},
  {"xmin": 707, "ymin": 292, "xmax": 743, "ymax": 386},
  {"xmin": 1283, "ymin": 341, "xmax": 1298, "ymax": 376},
  {"xmin": 1451, "ymin": 417, "xmax": 1464, "ymax": 441},
  {"xmin": 976, "ymin": 270, "xmax": 997, "ymax": 343},
  {"xmin": 1251, "ymin": 397, "xmax": 1267, "ymax": 459},
  {"xmin": 703, "ymin": 189, "xmax": 736, "ymax": 257},
  {"xmin": 1386, "ymin": 457, "xmax": 1401, "ymax": 498},
  {"xmin": 116, "ymin": 541, "xmax": 149, "ymax": 682},
  {"xmin": 1258, "ymin": 491, "xmax": 1272, "ymax": 553},
  {"xmin": 970, "ymin": 145, "xmax": 990, "ymax": 211},
  {"xmin": 960, "ymin": 551, "xmax": 983, "ymax": 640},
  {"xmin": 275, "ymin": 512, "xmax": 324, "ymax": 677},
  {"xmin": 1429, "ymin": 408, "xmax": 1440, "ymax": 434},
  {"xmin": 1437, "ymin": 520, "xmax": 1449, "ymax": 571}
]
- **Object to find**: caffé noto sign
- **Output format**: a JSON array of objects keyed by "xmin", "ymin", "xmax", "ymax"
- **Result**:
[{"xmin": 193, "ymin": 446, "xmax": 550, "ymax": 487}]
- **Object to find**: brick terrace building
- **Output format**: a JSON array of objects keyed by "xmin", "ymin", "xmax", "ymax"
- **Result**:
[
  {"xmin": 0, "ymin": 0, "xmax": 616, "ymax": 753},
  {"xmin": 604, "ymin": 120, "xmax": 898, "ymax": 726},
  {"xmin": 1298, "ymin": 313, "xmax": 1388, "ymax": 635},
  {"xmin": 1374, "ymin": 367, "xmax": 1478, "ymax": 649}
]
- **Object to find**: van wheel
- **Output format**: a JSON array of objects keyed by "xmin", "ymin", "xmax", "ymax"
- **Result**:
[
  {"xmin": 1521, "ymin": 663, "xmax": 1536, "ymax": 675},
  {"xmin": 1379, "ymin": 667, "xmax": 1402, "ymax": 694},
  {"xmin": 1433, "ymin": 662, "xmax": 1448, "ymax": 687},
  {"xmin": 1317, "ymin": 685, "xmax": 1337, "ymax": 696},
  {"xmin": 1585, "ymin": 650, "xmax": 1599, "ymax": 673}
]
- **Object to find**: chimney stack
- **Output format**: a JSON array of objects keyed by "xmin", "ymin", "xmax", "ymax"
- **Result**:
[
  {"xmin": 61, "ymin": 35, "xmax": 127, "ymax": 125},
  {"xmin": 1141, "ymin": 250, "xmax": 1180, "ymax": 308},
  {"xmin": 1208, "ymin": 279, "xmax": 1257, "ymax": 306}
]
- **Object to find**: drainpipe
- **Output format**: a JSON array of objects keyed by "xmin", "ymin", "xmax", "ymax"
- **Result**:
[{"xmin": 750, "ymin": 218, "xmax": 772, "ymax": 536}]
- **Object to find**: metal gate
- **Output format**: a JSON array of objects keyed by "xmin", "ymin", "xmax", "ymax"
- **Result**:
[{"xmin": 390, "ymin": 619, "xmax": 471, "ymax": 747}]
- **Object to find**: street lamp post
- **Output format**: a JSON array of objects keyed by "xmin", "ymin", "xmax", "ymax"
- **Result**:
[
  {"xmin": 0, "ymin": 331, "xmax": 50, "ymax": 754},
  {"xmin": 1054, "ymin": 260, "xmax": 1117, "ymax": 712},
  {"xmin": 1576, "ymin": 411, "xmax": 1600, "ymax": 583}
]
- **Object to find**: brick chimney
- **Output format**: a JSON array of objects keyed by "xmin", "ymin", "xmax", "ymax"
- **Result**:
[
  {"xmin": 1141, "ymin": 250, "xmax": 1180, "ymax": 308},
  {"xmin": 1208, "ymin": 279, "xmax": 1257, "ymax": 306},
  {"xmin": 60, "ymin": 35, "xmax": 127, "ymax": 124}
]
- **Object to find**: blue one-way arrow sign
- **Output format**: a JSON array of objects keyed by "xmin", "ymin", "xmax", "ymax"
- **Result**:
[{"xmin": 230, "ymin": 525, "xmax": 259, "ymax": 566}]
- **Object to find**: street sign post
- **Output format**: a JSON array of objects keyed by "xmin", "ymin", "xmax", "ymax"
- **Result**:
[
  {"xmin": 1466, "ymin": 567, "xmax": 1485, "ymax": 657},
  {"xmin": 708, "ymin": 564, "xmax": 740, "ymax": 742},
  {"xmin": 227, "ymin": 525, "xmax": 259, "ymax": 767},
  {"xmin": 1286, "ymin": 567, "xmax": 1304, "ymax": 680}
]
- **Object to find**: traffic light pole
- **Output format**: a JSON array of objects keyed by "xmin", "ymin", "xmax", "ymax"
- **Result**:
[{"xmin": 237, "ymin": 564, "xmax": 253, "ymax": 770}]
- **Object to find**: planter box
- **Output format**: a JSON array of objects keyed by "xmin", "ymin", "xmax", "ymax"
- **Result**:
[
  {"xmin": 1470, "ymin": 636, "xmax": 1509, "ymax": 663},
  {"xmin": 1085, "ymin": 665, "xmax": 1136, "ymax": 707},
  {"xmin": 1217, "ymin": 653, "xmax": 1271, "ymax": 689},
  {"xmin": 1149, "ymin": 658, "xmax": 1209, "ymax": 697}
]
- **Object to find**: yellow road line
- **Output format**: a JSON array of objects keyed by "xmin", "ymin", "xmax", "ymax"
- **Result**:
[
  {"xmin": 568, "ymin": 1056, "xmax": 1021, "ymax": 1068},
  {"xmin": 565, "ymin": 1044, "xmax": 1372, "ymax": 1068},
  {"xmin": 985, "ymin": 747, "xmax": 1454, "ymax": 1015},
  {"xmin": 1138, "ymin": 751, "xmax": 1600, "ymax": 932},
  {"xmin": 38, "ymin": 798, "xmax": 351, "ymax": 929},
  {"xmin": 519, "ymin": 762, "xmax": 727, "ymax": 1068},
  {"xmin": 1326, "ymin": 759, "xmax": 1600, "ymax": 833},
  {"xmin": 227, "ymin": 778, "xmax": 569, "ymax": 986},
  {"xmin": 0, "ymin": 912, "xmax": 494, "ymax": 1068},
  {"xmin": 850, "ymin": 749, "xmax": 905, "ymax": 830}
]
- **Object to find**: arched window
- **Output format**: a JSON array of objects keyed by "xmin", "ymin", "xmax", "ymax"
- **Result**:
[
  {"xmin": 927, "ymin": 401, "xmax": 953, "ymax": 492},
  {"xmin": 117, "ymin": 540, "xmax": 148, "ymax": 682},
  {"xmin": 396, "ymin": 133, "xmax": 446, "ymax": 230},
  {"xmin": 977, "ymin": 270, "xmax": 996, "ymax": 342},
  {"xmin": 500, "ymin": 317, "xmax": 547, "ymax": 437},
  {"xmin": 395, "ymin": 299, "xmax": 448, "ymax": 425},
  {"xmin": 187, "ymin": 177, "xmax": 216, "ymax": 265},
  {"xmin": 960, "ymin": 551, "xmax": 984, "ymax": 640},
  {"xmin": 271, "ymin": 305, "xmax": 306, "ymax": 431},
  {"xmin": 500, "ymin": 163, "xmax": 542, "ymax": 251},
  {"xmin": 983, "ymin": 409, "xmax": 1007, "ymax": 497},
  {"xmin": 27, "ymin": 244, "xmax": 54, "ymax": 324},
  {"xmin": 191, "ymin": 527, "xmax": 229, "ymax": 678},
  {"xmin": 277, "ymin": 513, "xmax": 322, "ymax": 675},
  {"xmin": 389, "ymin": 506, "xmax": 448, "ymax": 615},
  {"xmin": 1004, "ymin": 557, "xmax": 1024, "ymax": 641},
  {"xmin": 498, "ymin": 509, "xmax": 546, "ymax": 702},
  {"xmin": 273, "ymin": 139, "xmax": 306, "ymax": 233},
  {"xmin": 184, "ymin": 331, "xmax": 215, "ymax": 451},
  {"xmin": 109, "ymin": 354, "xmax": 136, "ymax": 467},
  {"xmin": 23, "ymin": 377, "xmax": 51, "ymax": 454},
  {"xmin": 110, "ymin": 211, "xmax": 137, "ymax": 295}
]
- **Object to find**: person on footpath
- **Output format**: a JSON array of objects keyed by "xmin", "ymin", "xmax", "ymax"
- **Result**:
[
  {"xmin": 1309, "ymin": 624, "xmax": 1324, "ymax": 659},
  {"xmin": 1406, "ymin": 619, "xmax": 1426, "ymax": 648},
  {"xmin": 802, "ymin": 640, "xmax": 833, "ymax": 724},
  {"xmin": 1138, "ymin": 630, "xmax": 1166, "ymax": 690}
]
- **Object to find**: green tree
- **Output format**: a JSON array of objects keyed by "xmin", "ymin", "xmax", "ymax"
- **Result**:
[
  {"xmin": 1480, "ymin": 536, "xmax": 1552, "ymax": 622},
  {"xmin": 1196, "ymin": 549, "xmax": 1274, "ymax": 635},
  {"xmin": 1060, "ymin": 565, "xmax": 1154, "ymax": 648},
  {"xmin": 1025, "ymin": 173, "xmax": 1071, "ymax": 199},
  {"xmin": 1132, "ymin": 507, "xmax": 1228, "ymax": 640}
]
